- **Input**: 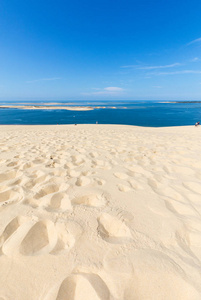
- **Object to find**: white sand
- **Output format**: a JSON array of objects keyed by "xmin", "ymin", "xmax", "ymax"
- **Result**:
[
  {"xmin": 0, "ymin": 124, "xmax": 201, "ymax": 299},
  {"xmin": 0, "ymin": 105, "xmax": 94, "ymax": 111}
]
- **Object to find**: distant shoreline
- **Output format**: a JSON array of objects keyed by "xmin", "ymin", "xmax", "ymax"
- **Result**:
[
  {"xmin": 0, "ymin": 105, "xmax": 95, "ymax": 111},
  {"xmin": 160, "ymin": 101, "xmax": 201, "ymax": 103},
  {"xmin": 0, "ymin": 105, "xmax": 120, "ymax": 111}
]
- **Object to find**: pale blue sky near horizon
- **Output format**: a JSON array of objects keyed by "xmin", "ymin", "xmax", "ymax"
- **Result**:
[{"xmin": 1, "ymin": 0, "xmax": 201, "ymax": 101}]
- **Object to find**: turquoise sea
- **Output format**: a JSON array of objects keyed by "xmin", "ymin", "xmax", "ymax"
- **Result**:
[{"xmin": 0, "ymin": 101, "xmax": 201, "ymax": 127}]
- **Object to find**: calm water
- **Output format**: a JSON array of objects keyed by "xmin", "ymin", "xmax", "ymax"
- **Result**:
[{"xmin": 0, "ymin": 101, "xmax": 201, "ymax": 127}]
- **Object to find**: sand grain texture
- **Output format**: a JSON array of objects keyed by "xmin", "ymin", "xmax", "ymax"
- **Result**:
[{"xmin": 0, "ymin": 124, "xmax": 201, "ymax": 299}]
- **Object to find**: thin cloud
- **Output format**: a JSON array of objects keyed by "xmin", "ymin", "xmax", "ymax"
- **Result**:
[
  {"xmin": 121, "ymin": 65, "xmax": 139, "ymax": 68},
  {"xmin": 149, "ymin": 70, "xmax": 201, "ymax": 76},
  {"xmin": 121, "ymin": 63, "xmax": 181, "ymax": 69},
  {"xmin": 190, "ymin": 57, "xmax": 201, "ymax": 62},
  {"xmin": 137, "ymin": 63, "xmax": 181, "ymax": 70},
  {"xmin": 104, "ymin": 87, "xmax": 123, "ymax": 92},
  {"xmin": 187, "ymin": 37, "xmax": 201, "ymax": 46},
  {"xmin": 82, "ymin": 86, "xmax": 124, "ymax": 96},
  {"xmin": 26, "ymin": 77, "xmax": 61, "ymax": 83}
]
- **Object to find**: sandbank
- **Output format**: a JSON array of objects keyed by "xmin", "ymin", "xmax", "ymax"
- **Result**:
[
  {"xmin": 0, "ymin": 105, "xmax": 94, "ymax": 111},
  {"xmin": 0, "ymin": 124, "xmax": 201, "ymax": 299}
]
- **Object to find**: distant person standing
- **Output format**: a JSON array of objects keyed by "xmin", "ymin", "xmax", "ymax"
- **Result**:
[{"xmin": 195, "ymin": 121, "xmax": 200, "ymax": 126}]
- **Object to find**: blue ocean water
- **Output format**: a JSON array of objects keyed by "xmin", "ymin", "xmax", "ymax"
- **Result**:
[{"xmin": 0, "ymin": 101, "xmax": 201, "ymax": 127}]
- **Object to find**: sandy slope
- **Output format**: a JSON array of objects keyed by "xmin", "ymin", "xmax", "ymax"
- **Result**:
[{"xmin": 0, "ymin": 124, "xmax": 201, "ymax": 300}]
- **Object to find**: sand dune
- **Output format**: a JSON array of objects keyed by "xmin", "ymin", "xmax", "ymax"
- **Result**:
[{"xmin": 0, "ymin": 124, "xmax": 201, "ymax": 299}]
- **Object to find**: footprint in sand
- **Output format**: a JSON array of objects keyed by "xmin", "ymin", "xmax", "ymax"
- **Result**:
[
  {"xmin": 128, "ymin": 179, "xmax": 143, "ymax": 190},
  {"xmin": 0, "ymin": 185, "xmax": 8, "ymax": 192},
  {"xmin": 35, "ymin": 183, "xmax": 61, "ymax": 199},
  {"xmin": 113, "ymin": 172, "xmax": 128, "ymax": 180},
  {"xmin": 0, "ymin": 170, "xmax": 21, "ymax": 183},
  {"xmin": 97, "ymin": 213, "xmax": 132, "ymax": 244},
  {"xmin": 92, "ymin": 160, "xmax": 111, "ymax": 170},
  {"xmin": 24, "ymin": 174, "xmax": 50, "ymax": 189},
  {"xmin": 46, "ymin": 192, "xmax": 72, "ymax": 212},
  {"xmin": 34, "ymin": 181, "xmax": 68, "ymax": 200},
  {"xmin": 50, "ymin": 169, "xmax": 67, "ymax": 177},
  {"xmin": 55, "ymin": 273, "xmax": 110, "ymax": 300},
  {"xmin": 6, "ymin": 161, "xmax": 19, "ymax": 167},
  {"xmin": 147, "ymin": 178, "xmax": 160, "ymax": 190},
  {"xmin": 0, "ymin": 216, "xmax": 26, "ymax": 247},
  {"xmin": 0, "ymin": 187, "xmax": 23, "ymax": 206},
  {"xmin": 19, "ymin": 220, "xmax": 59, "ymax": 256},
  {"xmin": 113, "ymin": 172, "xmax": 141, "ymax": 192},
  {"xmin": 68, "ymin": 170, "xmax": 81, "ymax": 178},
  {"xmin": 32, "ymin": 158, "xmax": 47, "ymax": 165},
  {"xmin": 20, "ymin": 162, "xmax": 34, "ymax": 170},
  {"xmin": 71, "ymin": 190, "xmax": 108, "ymax": 208},
  {"xmin": 93, "ymin": 178, "xmax": 106, "ymax": 186},
  {"xmin": 89, "ymin": 151, "xmax": 99, "ymax": 158},
  {"xmin": 75, "ymin": 176, "xmax": 91, "ymax": 187},
  {"xmin": 117, "ymin": 184, "xmax": 131, "ymax": 192},
  {"xmin": 0, "ymin": 217, "xmax": 76, "ymax": 256},
  {"xmin": 0, "ymin": 218, "xmax": 57, "ymax": 256},
  {"xmin": 71, "ymin": 155, "xmax": 86, "ymax": 166},
  {"xmin": 25, "ymin": 170, "xmax": 45, "ymax": 179}
]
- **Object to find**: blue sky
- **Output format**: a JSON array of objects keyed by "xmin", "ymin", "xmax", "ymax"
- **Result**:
[{"xmin": 1, "ymin": 0, "xmax": 201, "ymax": 101}]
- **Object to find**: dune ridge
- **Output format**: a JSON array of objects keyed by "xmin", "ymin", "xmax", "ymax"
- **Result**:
[{"xmin": 0, "ymin": 124, "xmax": 201, "ymax": 299}]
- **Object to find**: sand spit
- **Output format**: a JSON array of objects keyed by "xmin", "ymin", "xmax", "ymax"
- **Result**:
[
  {"xmin": 0, "ymin": 124, "xmax": 201, "ymax": 299},
  {"xmin": 0, "ymin": 105, "xmax": 94, "ymax": 111}
]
